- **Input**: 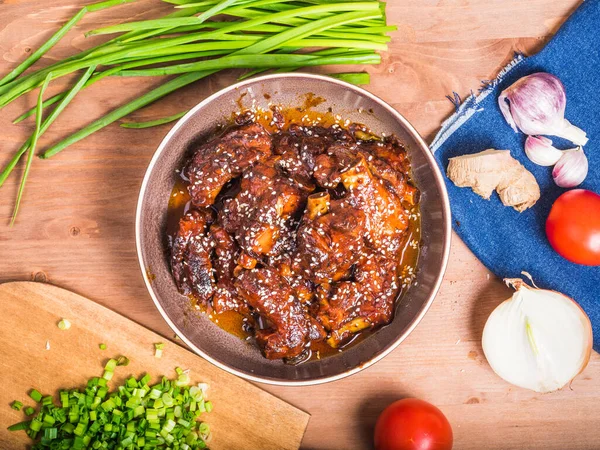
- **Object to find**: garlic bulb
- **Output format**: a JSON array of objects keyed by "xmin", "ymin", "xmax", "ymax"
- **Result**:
[
  {"xmin": 482, "ymin": 277, "xmax": 592, "ymax": 393},
  {"xmin": 498, "ymin": 73, "xmax": 588, "ymax": 146},
  {"xmin": 552, "ymin": 147, "xmax": 588, "ymax": 188},
  {"xmin": 524, "ymin": 136, "xmax": 563, "ymax": 166}
]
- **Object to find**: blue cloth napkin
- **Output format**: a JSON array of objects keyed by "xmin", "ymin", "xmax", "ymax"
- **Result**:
[{"xmin": 431, "ymin": 0, "xmax": 600, "ymax": 351}]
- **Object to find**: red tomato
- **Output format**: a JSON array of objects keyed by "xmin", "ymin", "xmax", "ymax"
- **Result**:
[
  {"xmin": 374, "ymin": 398, "xmax": 453, "ymax": 450},
  {"xmin": 545, "ymin": 189, "xmax": 600, "ymax": 266}
]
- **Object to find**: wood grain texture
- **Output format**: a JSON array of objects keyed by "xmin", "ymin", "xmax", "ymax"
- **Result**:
[
  {"xmin": 0, "ymin": 282, "xmax": 309, "ymax": 450},
  {"xmin": 1, "ymin": 1, "xmax": 599, "ymax": 449}
]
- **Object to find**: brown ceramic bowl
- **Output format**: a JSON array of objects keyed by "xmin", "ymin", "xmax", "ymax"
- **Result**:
[{"xmin": 136, "ymin": 73, "xmax": 451, "ymax": 385}]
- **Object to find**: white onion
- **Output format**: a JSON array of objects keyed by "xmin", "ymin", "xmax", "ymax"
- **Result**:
[{"xmin": 482, "ymin": 277, "xmax": 592, "ymax": 393}]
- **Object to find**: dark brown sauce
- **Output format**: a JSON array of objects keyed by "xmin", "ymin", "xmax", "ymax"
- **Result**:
[{"xmin": 166, "ymin": 105, "xmax": 421, "ymax": 364}]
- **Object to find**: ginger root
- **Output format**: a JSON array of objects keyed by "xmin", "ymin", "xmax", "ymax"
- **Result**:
[{"xmin": 447, "ymin": 149, "xmax": 540, "ymax": 212}]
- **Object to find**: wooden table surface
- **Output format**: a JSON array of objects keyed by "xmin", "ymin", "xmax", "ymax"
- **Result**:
[{"xmin": 1, "ymin": 1, "xmax": 598, "ymax": 449}]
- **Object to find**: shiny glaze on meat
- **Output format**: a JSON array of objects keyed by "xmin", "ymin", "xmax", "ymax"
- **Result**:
[
  {"xmin": 186, "ymin": 123, "xmax": 271, "ymax": 207},
  {"xmin": 167, "ymin": 104, "xmax": 420, "ymax": 363}
]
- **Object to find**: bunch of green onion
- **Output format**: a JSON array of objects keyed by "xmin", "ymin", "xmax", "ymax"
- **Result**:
[
  {"xmin": 8, "ymin": 358, "xmax": 212, "ymax": 449},
  {"xmin": 0, "ymin": 0, "xmax": 395, "ymax": 223}
]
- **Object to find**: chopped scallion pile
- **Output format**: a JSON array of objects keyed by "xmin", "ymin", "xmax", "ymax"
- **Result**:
[{"xmin": 8, "ymin": 358, "xmax": 212, "ymax": 449}]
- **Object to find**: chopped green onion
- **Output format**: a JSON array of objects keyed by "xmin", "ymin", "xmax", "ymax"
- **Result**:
[
  {"xmin": 57, "ymin": 318, "xmax": 71, "ymax": 330},
  {"xmin": 29, "ymin": 390, "xmax": 42, "ymax": 403},
  {"xmin": 11, "ymin": 401, "xmax": 23, "ymax": 411},
  {"xmin": 43, "ymin": 427, "xmax": 58, "ymax": 440},
  {"xmin": 7, "ymin": 420, "xmax": 31, "ymax": 431},
  {"xmin": 24, "ymin": 407, "xmax": 35, "ymax": 416},
  {"xmin": 9, "ymin": 363, "xmax": 212, "ymax": 447},
  {"xmin": 116, "ymin": 355, "xmax": 130, "ymax": 366},
  {"xmin": 99, "ymin": 343, "xmax": 107, "ymax": 350},
  {"xmin": 105, "ymin": 358, "xmax": 118, "ymax": 371},
  {"xmin": 175, "ymin": 369, "xmax": 191, "ymax": 387},
  {"xmin": 60, "ymin": 391, "xmax": 69, "ymax": 408}
]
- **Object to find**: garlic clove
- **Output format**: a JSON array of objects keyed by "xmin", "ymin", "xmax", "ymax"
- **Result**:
[
  {"xmin": 498, "ymin": 72, "xmax": 588, "ymax": 145},
  {"xmin": 524, "ymin": 136, "xmax": 563, "ymax": 166},
  {"xmin": 482, "ymin": 278, "xmax": 592, "ymax": 393},
  {"xmin": 552, "ymin": 147, "xmax": 588, "ymax": 188}
]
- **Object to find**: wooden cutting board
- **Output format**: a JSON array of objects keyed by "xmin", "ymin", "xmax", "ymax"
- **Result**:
[{"xmin": 0, "ymin": 281, "xmax": 309, "ymax": 450}]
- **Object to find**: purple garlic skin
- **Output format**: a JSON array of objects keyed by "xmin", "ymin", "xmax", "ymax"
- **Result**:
[
  {"xmin": 498, "ymin": 72, "xmax": 588, "ymax": 146},
  {"xmin": 552, "ymin": 147, "xmax": 588, "ymax": 188},
  {"xmin": 524, "ymin": 135, "xmax": 563, "ymax": 166}
]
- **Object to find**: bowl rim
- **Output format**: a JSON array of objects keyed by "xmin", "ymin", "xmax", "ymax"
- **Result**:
[{"xmin": 135, "ymin": 72, "xmax": 452, "ymax": 386}]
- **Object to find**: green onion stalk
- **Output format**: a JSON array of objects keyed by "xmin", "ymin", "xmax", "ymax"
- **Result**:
[{"xmin": 0, "ymin": 0, "xmax": 396, "ymax": 222}]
